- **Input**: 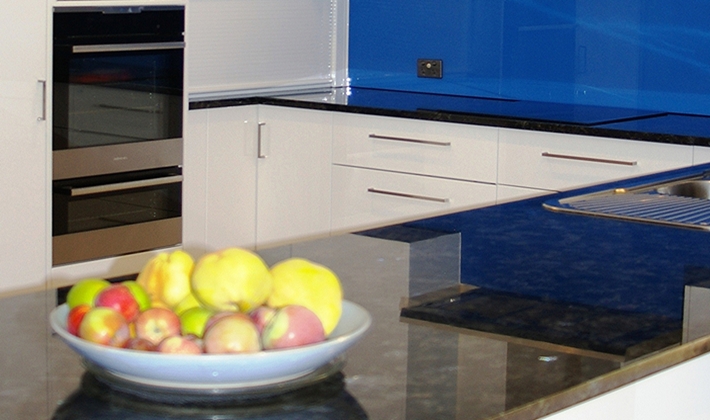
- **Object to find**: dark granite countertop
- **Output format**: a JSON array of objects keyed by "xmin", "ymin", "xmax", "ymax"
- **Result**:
[
  {"xmin": 189, "ymin": 87, "xmax": 710, "ymax": 147},
  {"xmin": 5, "ymin": 163, "xmax": 710, "ymax": 419}
]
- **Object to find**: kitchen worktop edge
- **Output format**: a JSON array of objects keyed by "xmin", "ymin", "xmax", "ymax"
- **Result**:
[{"xmin": 189, "ymin": 88, "xmax": 710, "ymax": 147}]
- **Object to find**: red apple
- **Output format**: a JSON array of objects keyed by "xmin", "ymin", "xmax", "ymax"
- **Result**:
[
  {"xmin": 134, "ymin": 307, "xmax": 182, "ymax": 346},
  {"xmin": 124, "ymin": 337, "xmax": 158, "ymax": 352},
  {"xmin": 78, "ymin": 307, "xmax": 131, "ymax": 347},
  {"xmin": 261, "ymin": 305, "xmax": 325, "ymax": 350},
  {"xmin": 203, "ymin": 314, "xmax": 261, "ymax": 354},
  {"xmin": 157, "ymin": 335, "xmax": 203, "ymax": 354},
  {"xmin": 66, "ymin": 304, "xmax": 91, "ymax": 336},
  {"xmin": 94, "ymin": 284, "xmax": 140, "ymax": 323},
  {"xmin": 249, "ymin": 306, "xmax": 276, "ymax": 334}
]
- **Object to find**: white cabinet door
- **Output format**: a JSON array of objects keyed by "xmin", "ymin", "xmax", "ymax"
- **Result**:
[
  {"xmin": 186, "ymin": 106, "xmax": 259, "ymax": 253},
  {"xmin": 498, "ymin": 128, "xmax": 694, "ymax": 192},
  {"xmin": 331, "ymin": 165, "xmax": 497, "ymax": 233},
  {"xmin": 255, "ymin": 106, "xmax": 332, "ymax": 248},
  {"xmin": 496, "ymin": 185, "xmax": 554, "ymax": 204},
  {"xmin": 0, "ymin": 0, "xmax": 48, "ymax": 294},
  {"xmin": 188, "ymin": 105, "xmax": 332, "ymax": 252}
]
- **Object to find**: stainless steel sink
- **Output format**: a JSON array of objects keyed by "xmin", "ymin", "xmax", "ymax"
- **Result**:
[
  {"xmin": 543, "ymin": 175, "xmax": 710, "ymax": 230},
  {"xmin": 656, "ymin": 181, "xmax": 710, "ymax": 199}
]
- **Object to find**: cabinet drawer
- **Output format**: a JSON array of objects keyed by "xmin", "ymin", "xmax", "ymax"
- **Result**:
[
  {"xmin": 498, "ymin": 129, "xmax": 693, "ymax": 191},
  {"xmin": 693, "ymin": 145, "xmax": 710, "ymax": 165},
  {"xmin": 332, "ymin": 113, "xmax": 498, "ymax": 183},
  {"xmin": 331, "ymin": 165, "xmax": 496, "ymax": 233}
]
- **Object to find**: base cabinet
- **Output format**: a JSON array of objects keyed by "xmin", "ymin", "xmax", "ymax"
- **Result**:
[
  {"xmin": 0, "ymin": 0, "xmax": 48, "ymax": 294},
  {"xmin": 185, "ymin": 105, "xmax": 258, "ymax": 253},
  {"xmin": 498, "ymin": 128, "xmax": 694, "ymax": 192},
  {"xmin": 693, "ymin": 145, "xmax": 710, "ymax": 165},
  {"xmin": 255, "ymin": 106, "xmax": 332, "ymax": 248},
  {"xmin": 331, "ymin": 165, "xmax": 496, "ymax": 233},
  {"xmin": 185, "ymin": 105, "xmax": 332, "ymax": 253}
]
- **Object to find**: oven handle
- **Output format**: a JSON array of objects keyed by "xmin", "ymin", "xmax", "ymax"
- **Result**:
[
  {"xmin": 72, "ymin": 41, "xmax": 185, "ymax": 54},
  {"xmin": 64, "ymin": 175, "xmax": 183, "ymax": 197}
]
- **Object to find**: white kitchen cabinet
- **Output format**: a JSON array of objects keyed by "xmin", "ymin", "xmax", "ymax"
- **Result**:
[
  {"xmin": 330, "ymin": 112, "xmax": 498, "ymax": 232},
  {"xmin": 332, "ymin": 113, "xmax": 498, "ymax": 183},
  {"xmin": 184, "ymin": 106, "xmax": 259, "ymax": 253},
  {"xmin": 0, "ymin": 0, "xmax": 48, "ymax": 294},
  {"xmin": 255, "ymin": 106, "xmax": 332, "ymax": 248},
  {"xmin": 496, "ymin": 185, "xmax": 554, "ymax": 204},
  {"xmin": 692, "ymin": 145, "xmax": 710, "ymax": 165},
  {"xmin": 331, "ymin": 165, "xmax": 496, "ymax": 233},
  {"xmin": 498, "ymin": 128, "xmax": 694, "ymax": 193},
  {"xmin": 185, "ymin": 105, "xmax": 332, "ymax": 252}
]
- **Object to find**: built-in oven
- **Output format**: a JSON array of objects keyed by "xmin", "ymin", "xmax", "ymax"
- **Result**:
[{"xmin": 52, "ymin": 6, "xmax": 185, "ymax": 265}]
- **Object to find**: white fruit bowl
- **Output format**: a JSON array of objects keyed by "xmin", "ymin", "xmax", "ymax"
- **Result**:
[{"xmin": 50, "ymin": 300, "xmax": 371, "ymax": 390}]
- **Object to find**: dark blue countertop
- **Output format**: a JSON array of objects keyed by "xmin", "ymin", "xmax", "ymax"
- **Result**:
[
  {"xmin": 190, "ymin": 87, "xmax": 710, "ymax": 147},
  {"xmin": 394, "ymin": 164, "xmax": 710, "ymax": 354}
]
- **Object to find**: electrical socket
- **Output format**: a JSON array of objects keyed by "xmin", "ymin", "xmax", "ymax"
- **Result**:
[{"xmin": 417, "ymin": 59, "xmax": 443, "ymax": 79}]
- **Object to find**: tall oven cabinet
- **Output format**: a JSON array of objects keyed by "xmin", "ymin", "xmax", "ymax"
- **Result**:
[{"xmin": 0, "ymin": 0, "xmax": 49, "ymax": 294}]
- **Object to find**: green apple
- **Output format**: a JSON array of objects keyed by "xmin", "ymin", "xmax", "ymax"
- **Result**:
[
  {"xmin": 179, "ymin": 306, "xmax": 214, "ymax": 338},
  {"xmin": 66, "ymin": 278, "xmax": 110, "ymax": 309},
  {"xmin": 122, "ymin": 280, "xmax": 152, "ymax": 312}
]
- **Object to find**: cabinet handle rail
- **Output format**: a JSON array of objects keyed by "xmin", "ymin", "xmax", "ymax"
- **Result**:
[
  {"xmin": 369, "ymin": 133, "xmax": 451, "ymax": 147},
  {"xmin": 541, "ymin": 152, "xmax": 637, "ymax": 166},
  {"xmin": 63, "ymin": 175, "xmax": 184, "ymax": 197},
  {"xmin": 257, "ymin": 122, "xmax": 267, "ymax": 158},
  {"xmin": 367, "ymin": 187, "xmax": 449, "ymax": 203},
  {"xmin": 38, "ymin": 80, "xmax": 47, "ymax": 121},
  {"xmin": 73, "ymin": 42, "xmax": 185, "ymax": 54}
]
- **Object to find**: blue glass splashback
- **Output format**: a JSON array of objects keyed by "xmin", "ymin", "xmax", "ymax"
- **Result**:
[{"xmin": 349, "ymin": 0, "xmax": 710, "ymax": 115}]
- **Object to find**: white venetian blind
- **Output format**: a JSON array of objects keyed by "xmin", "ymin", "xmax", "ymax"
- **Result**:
[{"xmin": 187, "ymin": 0, "xmax": 339, "ymax": 100}]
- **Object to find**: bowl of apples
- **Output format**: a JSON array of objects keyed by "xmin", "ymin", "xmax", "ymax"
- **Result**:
[{"xmin": 50, "ymin": 249, "xmax": 372, "ymax": 390}]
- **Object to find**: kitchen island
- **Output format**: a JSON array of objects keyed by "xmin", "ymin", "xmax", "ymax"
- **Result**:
[{"xmin": 4, "ymin": 163, "xmax": 710, "ymax": 419}]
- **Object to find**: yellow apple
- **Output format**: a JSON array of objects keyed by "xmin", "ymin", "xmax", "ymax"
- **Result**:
[
  {"xmin": 136, "ymin": 250, "xmax": 194, "ymax": 310},
  {"xmin": 191, "ymin": 247, "xmax": 273, "ymax": 313},
  {"xmin": 267, "ymin": 258, "xmax": 343, "ymax": 336}
]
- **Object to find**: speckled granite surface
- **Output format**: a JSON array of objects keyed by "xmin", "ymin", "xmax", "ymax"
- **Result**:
[{"xmin": 5, "ymin": 164, "xmax": 710, "ymax": 419}]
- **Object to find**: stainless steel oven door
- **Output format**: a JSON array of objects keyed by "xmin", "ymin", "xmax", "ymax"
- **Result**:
[
  {"xmin": 53, "ymin": 6, "xmax": 184, "ymax": 179},
  {"xmin": 52, "ymin": 167, "xmax": 182, "ymax": 266}
]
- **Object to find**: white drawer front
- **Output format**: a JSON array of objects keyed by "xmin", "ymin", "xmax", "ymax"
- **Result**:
[
  {"xmin": 331, "ymin": 165, "xmax": 496, "ymax": 233},
  {"xmin": 332, "ymin": 113, "xmax": 498, "ymax": 183},
  {"xmin": 498, "ymin": 128, "xmax": 694, "ymax": 191},
  {"xmin": 693, "ymin": 145, "xmax": 710, "ymax": 165}
]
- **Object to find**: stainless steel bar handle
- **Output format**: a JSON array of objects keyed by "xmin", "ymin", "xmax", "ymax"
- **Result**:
[
  {"xmin": 369, "ymin": 133, "xmax": 451, "ymax": 147},
  {"xmin": 38, "ymin": 80, "xmax": 47, "ymax": 121},
  {"xmin": 257, "ymin": 122, "xmax": 267, "ymax": 159},
  {"xmin": 541, "ymin": 151, "xmax": 638, "ymax": 166},
  {"xmin": 68, "ymin": 175, "xmax": 183, "ymax": 197},
  {"xmin": 367, "ymin": 187, "xmax": 449, "ymax": 203},
  {"xmin": 73, "ymin": 41, "xmax": 185, "ymax": 54}
]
